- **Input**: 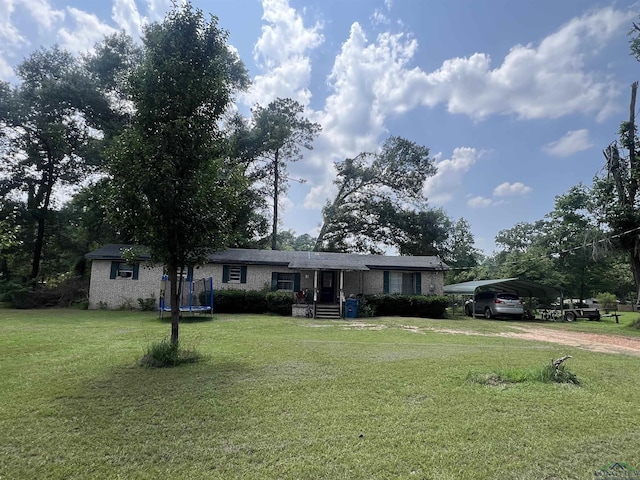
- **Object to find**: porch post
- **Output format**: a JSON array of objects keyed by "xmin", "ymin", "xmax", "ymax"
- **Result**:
[
  {"xmin": 339, "ymin": 270, "xmax": 345, "ymax": 317},
  {"xmin": 313, "ymin": 270, "xmax": 318, "ymax": 302}
]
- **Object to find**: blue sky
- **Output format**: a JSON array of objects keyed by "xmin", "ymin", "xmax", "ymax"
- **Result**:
[{"xmin": 1, "ymin": 0, "xmax": 638, "ymax": 254}]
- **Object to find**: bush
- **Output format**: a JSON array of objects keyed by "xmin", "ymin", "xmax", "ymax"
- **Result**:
[
  {"xmin": 139, "ymin": 339, "xmax": 201, "ymax": 368},
  {"xmin": 266, "ymin": 291, "xmax": 294, "ymax": 316},
  {"xmin": 362, "ymin": 294, "xmax": 448, "ymax": 318},
  {"xmin": 244, "ymin": 290, "xmax": 268, "ymax": 313},
  {"xmin": 207, "ymin": 289, "xmax": 246, "ymax": 313},
  {"xmin": 596, "ymin": 292, "xmax": 618, "ymax": 311},
  {"xmin": 137, "ymin": 295, "xmax": 157, "ymax": 311},
  {"xmin": 541, "ymin": 356, "xmax": 580, "ymax": 385},
  {"xmin": 0, "ymin": 280, "xmax": 26, "ymax": 303},
  {"xmin": 8, "ymin": 277, "xmax": 88, "ymax": 309},
  {"xmin": 199, "ymin": 289, "xmax": 271, "ymax": 314}
]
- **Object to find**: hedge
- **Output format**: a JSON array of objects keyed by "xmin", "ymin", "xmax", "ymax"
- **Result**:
[
  {"xmin": 199, "ymin": 289, "xmax": 291, "ymax": 315},
  {"xmin": 362, "ymin": 294, "xmax": 448, "ymax": 318}
]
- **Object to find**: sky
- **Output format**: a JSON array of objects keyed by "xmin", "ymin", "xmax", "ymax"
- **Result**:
[{"xmin": 1, "ymin": 0, "xmax": 639, "ymax": 254}]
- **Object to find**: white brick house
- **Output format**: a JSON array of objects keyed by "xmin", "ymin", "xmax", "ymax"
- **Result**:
[{"xmin": 85, "ymin": 244, "xmax": 449, "ymax": 316}]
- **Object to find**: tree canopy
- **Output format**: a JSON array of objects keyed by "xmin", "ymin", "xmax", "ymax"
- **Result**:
[
  {"xmin": 314, "ymin": 136, "xmax": 439, "ymax": 254},
  {"xmin": 107, "ymin": 3, "xmax": 249, "ymax": 343}
]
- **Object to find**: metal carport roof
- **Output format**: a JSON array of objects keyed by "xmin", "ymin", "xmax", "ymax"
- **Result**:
[{"xmin": 443, "ymin": 278, "xmax": 561, "ymax": 299}]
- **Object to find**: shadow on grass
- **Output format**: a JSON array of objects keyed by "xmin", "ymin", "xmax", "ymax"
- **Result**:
[
  {"xmin": 156, "ymin": 314, "xmax": 216, "ymax": 324},
  {"xmin": 54, "ymin": 357, "xmax": 256, "ymax": 441}
]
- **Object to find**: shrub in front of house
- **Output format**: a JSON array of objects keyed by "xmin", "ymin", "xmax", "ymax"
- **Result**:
[
  {"xmin": 202, "ymin": 289, "xmax": 246, "ymax": 313},
  {"xmin": 266, "ymin": 291, "xmax": 295, "ymax": 316},
  {"xmin": 362, "ymin": 294, "xmax": 448, "ymax": 318},
  {"xmin": 244, "ymin": 290, "xmax": 269, "ymax": 313},
  {"xmin": 412, "ymin": 295, "xmax": 448, "ymax": 318},
  {"xmin": 198, "ymin": 289, "xmax": 273, "ymax": 314}
]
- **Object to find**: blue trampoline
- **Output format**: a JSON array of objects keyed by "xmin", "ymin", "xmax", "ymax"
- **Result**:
[{"xmin": 159, "ymin": 275, "xmax": 214, "ymax": 318}]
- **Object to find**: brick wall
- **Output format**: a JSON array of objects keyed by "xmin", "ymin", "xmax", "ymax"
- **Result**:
[
  {"xmin": 88, "ymin": 260, "xmax": 164, "ymax": 309},
  {"xmin": 88, "ymin": 259, "xmax": 446, "ymax": 309}
]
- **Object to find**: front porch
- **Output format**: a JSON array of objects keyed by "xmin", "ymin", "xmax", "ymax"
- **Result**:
[{"xmin": 292, "ymin": 302, "xmax": 342, "ymax": 319}]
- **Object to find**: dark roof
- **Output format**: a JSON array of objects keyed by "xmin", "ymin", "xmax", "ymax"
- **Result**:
[
  {"xmin": 86, "ymin": 244, "xmax": 448, "ymax": 271},
  {"xmin": 443, "ymin": 278, "xmax": 561, "ymax": 299}
]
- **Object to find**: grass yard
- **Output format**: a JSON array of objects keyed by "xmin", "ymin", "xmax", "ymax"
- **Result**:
[{"xmin": 1, "ymin": 309, "xmax": 640, "ymax": 479}]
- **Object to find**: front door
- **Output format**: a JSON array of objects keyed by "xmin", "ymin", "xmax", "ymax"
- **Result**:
[{"xmin": 320, "ymin": 271, "xmax": 335, "ymax": 303}]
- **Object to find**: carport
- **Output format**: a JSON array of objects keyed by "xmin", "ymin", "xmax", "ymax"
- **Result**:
[{"xmin": 444, "ymin": 278, "xmax": 562, "ymax": 318}]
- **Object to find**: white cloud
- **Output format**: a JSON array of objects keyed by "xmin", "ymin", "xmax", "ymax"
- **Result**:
[
  {"xmin": 543, "ymin": 129, "xmax": 593, "ymax": 157},
  {"xmin": 423, "ymin": 147, "xmax": 479, "ymax": 205},
  {"xmin": 247, "ymin": 0, "xmax": 324, "ymax": 107},
  {"xmin": 20, "ymin": 0, "xmax": 63, "ymax": 30},
  {"xmin": 372, "ymin": 9, "xmax": 389, "ymax": 25},
  {"xmin": 58, "ymin": 7, "xmax": 117, "ymax": 54},
  {"xmin": 467, "ymin": 196, "xmax": 495, "ymax": 208},
  {"xmin": 145, "ymin": 0, "xmax": 171, "ymax": 22},
  {"xmin": 0, "ymin": 1, "xmax": 26, "ymax": 46},
  {"xmin": 0, "ymin": 54, "xmax": 13, "ymax": 80},
  {"xmin": 112, "ymin": 0, "xmax": 145, "ymax": 39},
  {"xmin": 0, "ymin": 0, "xmax": 63, "ymax": 47},
  {"xmin": 374, "ymin": 6, "xmax": 633, "ymax": 121},
  {"xmin": 493, "ymin": 182, "xmax": 532, "ymax": 197}
]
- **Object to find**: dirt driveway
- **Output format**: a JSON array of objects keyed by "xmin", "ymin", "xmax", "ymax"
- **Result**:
[
  {"xmin": 424, "ymin": 324, "xmax": 640, "ymax": 356},
  {"xmin": 499, "ymin": 325, "xmax": 640, "ymax": 356},
  {"xmin": 341, "ymin": 321, "xmax": 640, "ymax": 356}
]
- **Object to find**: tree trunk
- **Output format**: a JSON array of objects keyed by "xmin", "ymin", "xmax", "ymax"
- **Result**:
[
  {"xmin": 272, "ymin": 149, "xmax": 279, "ymax": 250},
  {"xmin": 29, "ymin": 216, "xmax": 46, "ymax": 283},
  {"xmin": 168, "ymin": 261, "xmax": 180, "ymax": 345},
  {"xmin": 632, "ymin": 240, "xmax": 640, "ymax": 308}
]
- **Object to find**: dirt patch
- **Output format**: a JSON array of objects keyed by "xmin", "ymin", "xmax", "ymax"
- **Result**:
[
  {"xmin": 422, "ymin": 324, "xmax": 640, "ymax": 356},
  {"xmin": 499, "ymin": 326, "xmax": 640, "ymax": 356}
]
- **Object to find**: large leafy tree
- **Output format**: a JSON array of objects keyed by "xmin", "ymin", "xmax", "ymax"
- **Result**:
[
  {"xmin": 488, "ymin": 186, "xmax": 625, "ymax": 301},
  {"xmin": 594, "ymin": 80, "xmax": 640, "ymax": 305},
  {"xmin": 0, "ymin": 46, "xmax": 106, "ymax": 282},
  {"xmin": 314, "ymin": 136, "xmax": 438, "ymax": 254},
  {"xmin": 249, "ymin": 98, "xmax": 321, "ymax": 250},
  {"xmin": 108, "ymin": 3, "xmax": 249, "ymax": 344},
  {"xmin": 443, "ymin": 218, "xmax": 482, "ymax": 283}
]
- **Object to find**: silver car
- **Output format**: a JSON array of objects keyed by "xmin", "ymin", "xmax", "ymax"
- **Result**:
[{"xmin": 465, "ymin": 291, "xmax": 524, "ymax": 319}]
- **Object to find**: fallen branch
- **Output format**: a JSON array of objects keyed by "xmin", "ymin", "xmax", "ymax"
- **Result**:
[{"xmin": 552, "ymin": 355, "xmax": 572, "ymax": 370}]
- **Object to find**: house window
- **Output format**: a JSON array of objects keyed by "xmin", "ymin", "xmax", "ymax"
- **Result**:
[
  {"xmin": 110, "ymin": 261, "xmax": 139, "ymax": 280},
  {"xmin": 271, "ymin": 272, "xmax": 301, "ymax": 291},
  {"xmin": 277, "ymin": 273, "xmax": 295, "ymax": 290},
  {"xmin": 223, "ymin": 265, "xmax": 247, "ymax": 284},
  {"xmin": 384, "ymin": 271, "xmax": 422, "ymax": 295}
]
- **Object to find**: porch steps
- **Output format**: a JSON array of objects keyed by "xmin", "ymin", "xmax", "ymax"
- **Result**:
[{"xmin": 314, "ymin": 304, "xmax": 341, "ymax": 319}]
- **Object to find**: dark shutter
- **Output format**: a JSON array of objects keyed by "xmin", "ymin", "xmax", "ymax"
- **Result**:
[
  {"xmin": 293, "ymin": 273, "xmax": 301, "ymax": 292},
  {"xmin": 187, "ymin": 266, "xmax": 193, "ymax": 281},
  {"xmin": 132, "ymin": 263, "xmax": 140, "ymax": 280},
  {"xmin": 110, "ymin": 261, "xmax": 119, "ymax": 279},
  {"xmin": 415, "ymin": 273, "xmax": 421, "ymax": 295},
  {"xmin": 271, "ymin": 272, "xmax": 278, "ymax": 291},
  {"xmin": 383, "ymin": 271, "xmax": 389, "ymax": 294},
  {"xmin": 222, "ymin": 265, "xmax": 230, "ymax": 283},
  {"xmin": 240, "ymin": 266, "xmax": 247, "ymax": 284}
]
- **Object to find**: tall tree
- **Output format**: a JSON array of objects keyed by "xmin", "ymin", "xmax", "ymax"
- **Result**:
[
  {"xmin": 314, "ymin": 136, "xmax": 437, "ymax": 254},
  {"xmin": 0, "ymin": 47, "xmax": 105, "ymax": 282},
  {"xmin": 595, "ymin": 83, "xmax": 640, "ymax": 305},
  {"xmin": 442, "ymin": 218, "xmax": 482, "ymax": 283},
  {"xmin": 250, "ymin": 98, "xmax": 321, "ymax": 250},
  {"xmin": 108, "ymin": 3, "xmax": 249, "ymax": 344}
]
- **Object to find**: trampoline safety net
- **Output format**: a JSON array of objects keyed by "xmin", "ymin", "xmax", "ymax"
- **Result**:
[{"xmin": 159, "ymin": 276, "xmax": 214, "ymax": 317}]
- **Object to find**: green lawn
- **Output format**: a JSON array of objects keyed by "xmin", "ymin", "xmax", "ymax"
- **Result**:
[{"xmin": 1, "ymin": 309, "xmax": 639, "ymax": 479}]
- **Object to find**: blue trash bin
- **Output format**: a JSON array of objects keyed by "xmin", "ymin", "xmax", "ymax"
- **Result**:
[{"xmin": 345, "ymin": 298, "xmax": 359, "ymax": 318}]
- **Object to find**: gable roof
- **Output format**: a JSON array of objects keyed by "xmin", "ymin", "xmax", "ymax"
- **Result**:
[{"xmin": 86, "ymin": 244, "xmax": 448, "ymax": 271}]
